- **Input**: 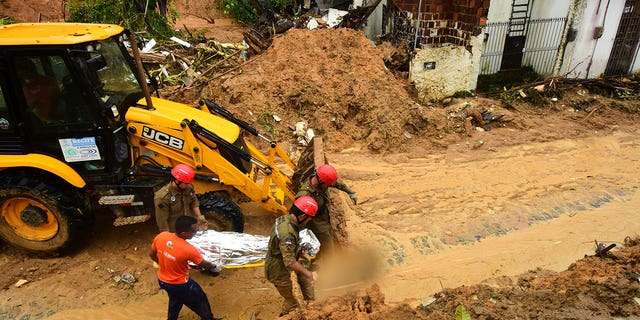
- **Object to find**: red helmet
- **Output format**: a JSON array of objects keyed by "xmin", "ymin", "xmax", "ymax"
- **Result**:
[
  {"xmin": 171, "ymin": 164, "xmax": 195, "ymax": 184},
  {"xmin": 293, "ymin": 196, "xmax": 318, "ymax": 217},
  {"xmin": 316, "ymin": 164, "xmax": 338, "ymax": 186}
]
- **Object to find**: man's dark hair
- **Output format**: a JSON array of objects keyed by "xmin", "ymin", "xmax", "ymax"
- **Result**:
[{"xmin": 175, "ymin": 215, "xmax": 198, "ymax": 233}]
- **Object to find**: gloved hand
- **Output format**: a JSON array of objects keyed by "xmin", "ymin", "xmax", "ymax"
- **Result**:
[{"xmin": 348, "ymin": 192, "xmax": 357, "ymax": 205}]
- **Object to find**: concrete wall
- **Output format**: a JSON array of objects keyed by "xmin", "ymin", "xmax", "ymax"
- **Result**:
[
  {"xmin": 362, "ymin": 0, "xmax": 388, "ymax": 40},
  {"xmin": 410, "ymin": 34, "xmax": 484, "ymax": 101},
  {"xmin": 562, "ymin": 0, "xmax": 626, "ymax": 78},
  {"xmin": 387, "ymin": 0, "xmax": 489, "ymax": 101}
]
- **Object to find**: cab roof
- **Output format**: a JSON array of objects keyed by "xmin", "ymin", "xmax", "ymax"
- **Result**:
[{"xmin": 0, "ymin": 23, "xmax": 124, "ymax": 46}]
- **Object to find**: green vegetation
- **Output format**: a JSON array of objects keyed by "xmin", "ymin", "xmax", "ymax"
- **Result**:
[
  {"xmin": 67, "ymin": 0, "xmax": 178, "ymax": 39},
  {"xmin": 452, "ymin": 90, "xmax": 475, "ymax": 98},
  {"xmin": 258, "ymin": 111, "xmax": 279, "ymax": 136},
  {"xmin": 454, "ymin": 305, "xmax": 471, "ymax": 320},
  {"xmin": 476, "ymin": 66, "xmax": 543, "ymax": 93},
  {"xmin": 223, "ymin": 0, "xmax": 259, "ymax": 25},
  {"xmin": 223, "ymin": 0, "xmax": 294, "ymax": 25},
  {"xmin": 0, "ymin": 16, "xmax": 17, "ymax": 26}
]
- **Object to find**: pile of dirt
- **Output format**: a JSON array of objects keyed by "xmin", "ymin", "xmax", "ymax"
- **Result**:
[{"xmin": 200, "ymin": 28, "xmax": 427, "ymax": 153}]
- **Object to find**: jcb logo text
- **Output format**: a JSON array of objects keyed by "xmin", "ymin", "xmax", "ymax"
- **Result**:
[{"xmin": 142, "ymin": 126, "xmax": 184, "ymax": 150}]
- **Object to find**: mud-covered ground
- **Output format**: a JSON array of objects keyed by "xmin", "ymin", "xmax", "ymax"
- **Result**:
[{"xmin": 2, "ymin": 1, "xmax": 640, "ymax": 319}]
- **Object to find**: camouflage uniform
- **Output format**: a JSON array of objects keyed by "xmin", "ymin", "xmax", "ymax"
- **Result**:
[
  {"xmin": 265, "ymin": 215, "xmax": 314, "ymax": 314},
  {"xmin": 154, "ymin": 182, "xmax": 200, "ymax": 232},
  {"xmin": 296, "ymin": 175, "xmax": 353, "ymax": 259}
]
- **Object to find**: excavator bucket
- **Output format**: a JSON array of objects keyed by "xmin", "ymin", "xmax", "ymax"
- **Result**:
[{"xmin": 291, "ymin": 136, "xmax": 326, "ymax": 194}]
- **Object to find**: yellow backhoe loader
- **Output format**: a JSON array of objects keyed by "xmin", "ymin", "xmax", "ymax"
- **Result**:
[{"xmin": 0, "ymin": 23, "xmax": 321, "ymax": 255}]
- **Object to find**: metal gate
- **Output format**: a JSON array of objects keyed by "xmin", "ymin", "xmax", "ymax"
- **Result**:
[
  {"xmin": 501, "ymin": 0, "xmax": 531, "ymax": 70},
  {"xmin": 480, "ymin": 17, "xmax": 567, "ymax": 75},
  {"xmin": 605, "ymin": 0, "xmax": 640, "ymax": 76}
]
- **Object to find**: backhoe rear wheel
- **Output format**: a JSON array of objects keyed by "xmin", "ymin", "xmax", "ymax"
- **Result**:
[
  {"xmin": 198, "ymin": 191, "xmax": 244, "ymax": 232},
  {"xmin": 0, "ymin": 174, "xmax": 92, "ymax": 255}
]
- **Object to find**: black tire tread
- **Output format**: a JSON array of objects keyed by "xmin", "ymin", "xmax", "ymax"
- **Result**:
[
  {"xmin": 0, "ymin": 171, "xmax": 92, "ymax": 255},
  {"xmin": 197, "ymin": 191, "xmax": 244, "ymax": 232}
]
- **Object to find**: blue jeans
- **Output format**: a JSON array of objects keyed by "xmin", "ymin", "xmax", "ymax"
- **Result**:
[{"xmin": 158, "ymin": 278, "xmax": 215, "ymax": 320}]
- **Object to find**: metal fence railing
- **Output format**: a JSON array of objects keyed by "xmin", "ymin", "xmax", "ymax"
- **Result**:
[{"xmin": 480, "ymin": 17, "xmax": 567, "ymax": 75}]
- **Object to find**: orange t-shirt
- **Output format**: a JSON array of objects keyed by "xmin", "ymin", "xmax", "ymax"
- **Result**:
[{"xmin": 151, "ymin": 231, "xmax": 203, "ymax": 284}]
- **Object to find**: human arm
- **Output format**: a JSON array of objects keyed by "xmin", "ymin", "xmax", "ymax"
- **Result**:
[
  {"xmin": 149, "ymin": 237, "xmax": 159, "ymax": 263},
  {"xmin": 149, "ymin": 248, "xmax": 159, "ymax": 263},
  {"xmin": 190, "ymin": 246, "xmax": 219, "ymax": 272},
  {"xmin": 287, "ymin": 261, "xmax": 314, "ymax": 282},
  {"xmin": 333, "ymin": 178, "xmax": 357, "ymax": 205},
  {"xmin": 191, "ymin": 205, "xmax": 208, "ymax": 230},
  {"xmin": 196, "ymin": 259, "xmax": 218, "ymax": 271},
  {"xmin": 187, "ymin": 186, "xmax": 208, "ymax": 229},
  {"xmin": 276, "ymin": 222, "xmax": 313, "ymax": 281}
]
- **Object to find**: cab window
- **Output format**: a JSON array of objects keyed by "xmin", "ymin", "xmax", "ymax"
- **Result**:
[{"xmin": 14, "ymin": 55, "xmax": 96, "ymax": 128}]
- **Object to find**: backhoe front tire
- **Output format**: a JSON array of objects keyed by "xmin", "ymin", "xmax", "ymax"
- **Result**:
[
  {"xmin": 198, "ymin": 192, "xmax": 244, "ymax": 232},
  {"xmin": 0, "ymin": 174, "xmax": 92, "ymax": 255}
]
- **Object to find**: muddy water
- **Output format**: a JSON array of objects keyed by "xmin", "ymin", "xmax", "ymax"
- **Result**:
[{"xmin": 46, "ymin": 130, "xmax": 640, "ymax": 319}]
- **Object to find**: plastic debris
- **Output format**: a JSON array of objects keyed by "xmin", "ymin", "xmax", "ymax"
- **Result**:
[
  {"xmin": 293, "ymin": 121, "xmax": 315, "ymax": 146},
  {"xmin": 120, "ymin": 273, "xmax": 136, "ymax": 284},
  {"xmin": 15, "ymin": 279, "xmax": 28, "ymax": 288},
  {"xmin": 170, "ymin": 36, "xmax": 191, "ymax": 48},
  {"xmin": 307, "ymin": 18, "xmax": 319, "ymax": 30},
  {"xmin": 142, "ymin": 39, "xmax": 156, "ymax": 53}
]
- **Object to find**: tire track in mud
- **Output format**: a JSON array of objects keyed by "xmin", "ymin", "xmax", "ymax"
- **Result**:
[{"xmin": 326, "ymin": 131, "xmax": 640, "ymax": 301}]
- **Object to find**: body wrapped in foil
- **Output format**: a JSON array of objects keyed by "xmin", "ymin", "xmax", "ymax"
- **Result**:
[
  {"xmin": 187, "ymin": 228, "xmax": 320, "ymax": 269},
  {"xmin": 188, "ymin": 230, "xmax": 268, "ymax": 268}
]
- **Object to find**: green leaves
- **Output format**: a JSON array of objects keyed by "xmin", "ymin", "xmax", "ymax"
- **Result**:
[
  {"xmin": 454, "ymin": 305, "xmax": 471, "ymax": 320},
  {"xmin": 67, "ymin": 0, "xmax": 178, "ymax": 39}
]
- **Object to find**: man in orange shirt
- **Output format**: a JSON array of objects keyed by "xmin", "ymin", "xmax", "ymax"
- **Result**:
[{"xmin": 149, "ymin": 215, "xmax": 221, "ymax": 320}]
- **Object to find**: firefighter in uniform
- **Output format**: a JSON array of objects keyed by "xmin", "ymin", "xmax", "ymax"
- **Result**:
[
  {"xmin": 296, "ymin": 164, "xmax": 357, "ymax": 260},
  {"xmin": 154, "ymin": 164, "xmax": 208, "ymax": 232},
  {"xmin": 265, "ymin": 196, "xmax": 319, "ymax": 316}
]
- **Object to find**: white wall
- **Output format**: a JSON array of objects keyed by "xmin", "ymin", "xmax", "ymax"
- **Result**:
[
  {"xmin": 563, "ymin": 0, "xmax": 625, "ymax": 78},
  {"xmin": 530, "ymin": 0, "xmax": 570, "ymax": 19},
  {"xmin": 487, "ymin": 0, "xmax": 569, "ymax": 22},
  {"xmin": 362, "ymin": 0, "xmax": 387, "ymax": 39}
]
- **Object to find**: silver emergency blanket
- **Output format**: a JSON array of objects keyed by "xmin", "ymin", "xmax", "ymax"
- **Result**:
[
  {"xmin": 298, "ymin": 228, "xmax": 320, "ymax": 258},
  {"xmin": 187, "ymin": 228, "xmax": 320, "ymax": 268},
  {"xmin": 188, "ymin": 230, "xmax": 268, "ymax": 267}
]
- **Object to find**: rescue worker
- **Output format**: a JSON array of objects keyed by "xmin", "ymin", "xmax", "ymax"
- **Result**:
[
  {"xmin": 265, "ymin": 196, "xmax": 319, "ymax": 316},
  {"xmin": 296, "ymin": 164, "xmax": 357, "ymax": 260},
  {"xmin": 149, "ymin": 215, "xmax": 222, "ymax": 320},
  {"xmin": 154, "ymin": 164, "xmax": 208, "ymax": 232}
]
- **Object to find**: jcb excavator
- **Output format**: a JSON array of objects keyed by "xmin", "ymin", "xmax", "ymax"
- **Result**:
[{"xmin": 0, "ymin": 23, "xmax": 321, "ymax": 255}]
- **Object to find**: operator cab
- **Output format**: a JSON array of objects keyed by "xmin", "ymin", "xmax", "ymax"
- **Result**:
[{"xmin": 0, "ymin": 24, "xmax": 145, "ymax": 184}]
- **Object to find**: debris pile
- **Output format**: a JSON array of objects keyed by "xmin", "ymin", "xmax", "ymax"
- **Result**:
[
  {"xmin": 202, "ymin": 28, "xmax": 422, "ymax": 153},
  {"xmin": 137, "ymin": 36, "xmax": 248, "ymax": 88}
]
